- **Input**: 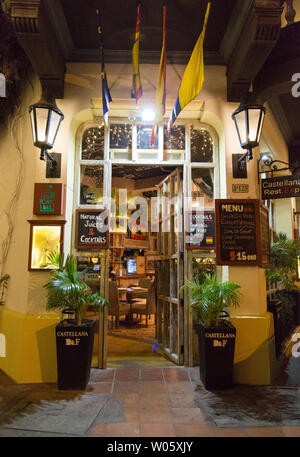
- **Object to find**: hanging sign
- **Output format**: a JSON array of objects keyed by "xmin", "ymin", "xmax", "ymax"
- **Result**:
[
  {"xmin": 33, "ymin": 183, "xmax": 65, "ymax": 216},
  {"xmin": 261, "ymin": 174, "xmax": 300, "ymax": 200},
  {"xmin": 75, "ymin": 209, "xmax": 109, "ymax": 250},
  {"xmin": 185, "ymin": 211, "xmax": 215, "ymax": 250},
  {"xmin": 215, "ymin": 199, "xmax": 266, "ymax": 266}
]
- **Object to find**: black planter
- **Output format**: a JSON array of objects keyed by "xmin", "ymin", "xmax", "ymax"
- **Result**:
[
  {"xmin": 195, "ymin": 321, "xmax": 236, "ymax": 390},
  {"xmin": 56, "ymin": 319, "xmax": 96, "ymax": 390}
]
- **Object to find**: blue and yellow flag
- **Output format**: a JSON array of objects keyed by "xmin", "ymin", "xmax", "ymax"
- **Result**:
[
  {"xmin": 168, "ymin": 2, "xmax": 210, "ymax": 131},
  {"xmin": 97, "ymin": 9, "xmax": 112, "ymax": 126},
  {"xmin": 151, "ymin": 6, "xmax": 166, "ymax": 147},
  {"xmin": 131, "ymin": 3, "xmax": 143, "ymax": 104}
]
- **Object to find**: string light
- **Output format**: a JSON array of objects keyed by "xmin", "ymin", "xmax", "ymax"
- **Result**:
[
  {"xmin": 164, "ymin": 125, "xmax": 185, "ymax": 150},
  {"xmin": 82, "ymin": 126, "xmax": 104, "ymax": 160},
  {"xmin": 191, "ymin": 128, "xmax": 213, "ymax": 162}
]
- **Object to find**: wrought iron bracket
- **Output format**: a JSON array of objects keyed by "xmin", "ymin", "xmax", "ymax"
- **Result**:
[
  {"xmin": 257, "ymin": 155, "xmax": 296, "ymax": 184},
  {"xmin": 40, "ymin": 149, "xmax": 57, "ymax": 169}
]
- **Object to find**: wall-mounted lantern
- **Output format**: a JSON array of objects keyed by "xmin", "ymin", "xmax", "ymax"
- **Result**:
[
  {"xmin": 232, "ymin": 92, "xmax": 266, "ymax": 164},
  {"xmin": 29, "ymin": 94, "xmax": 64, "ymax": 171}
]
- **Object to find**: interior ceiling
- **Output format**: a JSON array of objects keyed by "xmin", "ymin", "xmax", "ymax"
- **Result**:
[
  {"xmin": 112, "ymin": 165, "xmax": 176, "ymax": 180},
  {"xmin": 61, "ymin": 0, "xmax": 236, "ymax": 62}
]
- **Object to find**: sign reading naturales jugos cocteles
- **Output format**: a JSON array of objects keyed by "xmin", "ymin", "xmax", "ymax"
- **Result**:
[
  {"xmin": 261, "ymin": 174, "xmax": 300, "ymax": 200},
  {"xmin": 75, "ymin": 209, "xmax": 109, "ymax": 250}
]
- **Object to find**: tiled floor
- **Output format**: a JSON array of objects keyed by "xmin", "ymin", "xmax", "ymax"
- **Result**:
[{"xmin": 0, "ymin": 366, "xmax": 299, "ymax": 437}]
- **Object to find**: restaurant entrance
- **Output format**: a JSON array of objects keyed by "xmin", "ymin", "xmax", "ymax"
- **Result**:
[{"xmin": 105, "ymin": 164, "xmax": 184, "ymax": 367}]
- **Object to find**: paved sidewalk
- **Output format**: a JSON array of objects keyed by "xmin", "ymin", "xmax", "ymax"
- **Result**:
[{"xmin": 0, "ymin": 367, "xmax": 299, "ymax": 437}]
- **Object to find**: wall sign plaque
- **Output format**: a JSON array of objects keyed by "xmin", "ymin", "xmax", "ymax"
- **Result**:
[
  {"xmin": 261, "ymin": 174, "xmax": 300, "ymax": 200},
  {"xmin": 75, "ymin": 209, "xmax": 109, "ymax": 250},
  {"xmin": 185, "ymin": 211, "xmax": 215, "ymax": 250},
  {"xmin": 232, "ymin": 183, "xmax": 249, "ymax": 193},
  {"xmin": 33, "ymin": 183, "xmax": 65, "ymax": 216},
  {"xmin": 215, "ymin": 199, "xmax": 267, "ymax": 267}
]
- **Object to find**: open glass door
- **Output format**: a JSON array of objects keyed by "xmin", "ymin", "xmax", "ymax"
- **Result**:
[{"xmin": 155, "ymin": 168, "xmax": 184, "ymax": 365}]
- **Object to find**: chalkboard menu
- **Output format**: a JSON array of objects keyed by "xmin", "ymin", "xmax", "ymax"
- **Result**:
[
  {"xmin": 185, "ymin": 211, "xmax": 215, "ymax": 250},
  {"xmin": 215, "ymin": 199, "xmax": 263, "ymax": 266},
  {"xmin": 75, "ymin": 209, "xmax": 109, "ymax": 250}
]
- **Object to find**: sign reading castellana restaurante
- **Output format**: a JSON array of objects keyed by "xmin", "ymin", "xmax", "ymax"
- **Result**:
[
  {"xmin": 215, "ymin": 199, "xmax": 269, "ymax": 267},
  {"xmin": 75, "ymin": 209, "xmax": 109, "ymax": 250},
  {"xmin": 261, "ymin": 174, "xmax": 300, "ymax": 200}
]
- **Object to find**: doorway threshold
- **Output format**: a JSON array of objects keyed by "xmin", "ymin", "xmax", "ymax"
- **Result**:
[{"xmin": 107, "ymin": 355, "xmax": 175, "ymax": 368}]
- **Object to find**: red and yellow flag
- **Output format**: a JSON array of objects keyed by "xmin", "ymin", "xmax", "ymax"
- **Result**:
[
  {"xmin": 151, "ymin": 6, "xmax": 166, "ymax": 147},
  {"xmin": 132, "ymin": 3, "xmax": 143, "ymax": 104}
]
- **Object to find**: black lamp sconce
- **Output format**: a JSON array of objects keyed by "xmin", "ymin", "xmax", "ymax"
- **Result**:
[
  {"xmin": 232, "ymin": 91, "xmax": 266, "ymax": 170},
  {"xmin": 29, "ymin": 93, "xmax": 64, "ymax": 178}
]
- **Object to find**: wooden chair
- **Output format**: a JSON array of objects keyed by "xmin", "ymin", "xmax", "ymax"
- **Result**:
[
  {"xmin": 130, "ymin": 285, "xmax": 156, "ymax": 327},
  {"xmin": 138, "ymin": 278, "xmax": 152, "ymax": 289},
  {"xmin": 108, "ymin": 281, "xmax": 130, "ymax": 328}
]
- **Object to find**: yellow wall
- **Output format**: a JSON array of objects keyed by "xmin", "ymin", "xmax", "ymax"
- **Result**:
[{"xmin": 0, "ymin": 307, "xmax": 59, "ymax": 383}]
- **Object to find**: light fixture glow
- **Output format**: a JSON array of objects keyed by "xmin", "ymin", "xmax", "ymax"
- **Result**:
[{"xmin": 142, "ymin": 108, "xmax": 155, "ymax": 122}]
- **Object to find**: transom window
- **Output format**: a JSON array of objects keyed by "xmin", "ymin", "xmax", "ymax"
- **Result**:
[{"xmin": 75, "ymin": 120, "xmax": 218, "ymax": 209}]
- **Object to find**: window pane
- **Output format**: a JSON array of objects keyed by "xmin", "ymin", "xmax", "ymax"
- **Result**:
[
  {"xmin": 164, "ymin": 125, "xmax": 185, "ymax": 160},
  {"xmin": 110, "ymin": 123, "xmax": 132, "ymax": 160},
  {"xmin": 248, "ymin": 108, "xmax": 263, "ymax": 143},
  {"xmin": 137, "ymin": 125, "xmax": 158, "ymax": 150},
  {"xmin": 191, "ymin": 168, "xmax": 214, "ymax": 208},
  {"xmin": 191, "ymin": 128, "xmax": 213, "ymax": 162},
  {"xmin": 233, "ymin": 110, "xmax": 247, "ymax": 146},
  {"xmin": 80, "ymin": 165, "xmax": 104, "ymax": 205},
  {"xmin": 110, "ymin": 124, "xmax": 132, "ymax": 149},
  {"xmin": 82, "ymin": 127, "xmax": 104, "ymax": 160}
]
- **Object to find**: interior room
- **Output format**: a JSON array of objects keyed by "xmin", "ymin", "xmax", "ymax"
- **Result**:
[{"xmin": 107, "ymin": 164, "xmax": 178, "ymax": 367}]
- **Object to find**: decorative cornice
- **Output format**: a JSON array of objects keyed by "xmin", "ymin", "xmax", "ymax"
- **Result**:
[
  {"xmin": 10, "ymin": 1, "xmax": 40, "ymax": 33},
  {"xmin": 9, "ymin": 0, "xmax": 65, "ymax": 98},
  {"xmin": 226, "ymin": 0, "xmax": 283, "ymax": 102}
]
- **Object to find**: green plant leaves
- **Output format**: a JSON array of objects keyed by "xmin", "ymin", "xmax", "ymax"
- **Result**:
[
  {"xmin": 44, "ymin": 254, "xmax": 109, "ymax": 325},
  {"xmin": 181, "ymin": 273, "xmax": 242, "ymax": 326}
]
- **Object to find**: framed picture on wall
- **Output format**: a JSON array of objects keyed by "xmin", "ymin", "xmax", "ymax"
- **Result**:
[{"xmin": 27, "ymin": 220, "xmax": 66, "ymax": 271}]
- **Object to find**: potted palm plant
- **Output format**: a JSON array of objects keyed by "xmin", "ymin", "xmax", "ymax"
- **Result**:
[
  {"xmin": 44, "ymin": 254, "xmax": 109, "ymax": 390},
  {"xmin": 181, "ymin": 273, "xmax": 242, "ymax": 390},
  {"xmin": 266, "ymin": 232, "xmax": 300, "ymax": 356}
]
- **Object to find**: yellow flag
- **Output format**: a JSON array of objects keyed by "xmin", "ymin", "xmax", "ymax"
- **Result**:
[{"xmin": 168, "ymin": 2, "xmax": 210, "ymax": 130}]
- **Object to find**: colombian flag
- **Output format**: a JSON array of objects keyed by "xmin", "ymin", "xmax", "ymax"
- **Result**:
[
  {"xmin": 132, "ymin": 3, "xmax": 143, "ymax": 104},
  {"xmin": 168, "ymin": 2, "xmax": 210, "ymax": 131},
  {"xmin": 151, "ymin": 6, "xmax": 167, "ymax": 147}
]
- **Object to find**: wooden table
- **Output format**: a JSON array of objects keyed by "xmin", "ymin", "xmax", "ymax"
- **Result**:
[{"xmin": 118, "ymin": 287, "xmax": 148, "ymax": 324}]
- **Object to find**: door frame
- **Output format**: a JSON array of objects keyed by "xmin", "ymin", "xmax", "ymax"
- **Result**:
[{"xmin": 72, "ymin": 119, "xmax": 220, "ymax": 369}]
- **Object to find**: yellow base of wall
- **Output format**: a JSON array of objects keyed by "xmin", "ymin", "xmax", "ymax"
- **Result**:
[
  {"xmin": 0, "ymin": 307, "xmax": 279, "ymax": 385},
  {"xmin": 0, "ymin": 307, "xmax": 60, "ymax": 384},
  {"xmin": 232, "ymin": 312, "xmax": 276, "ymax": 385}
]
